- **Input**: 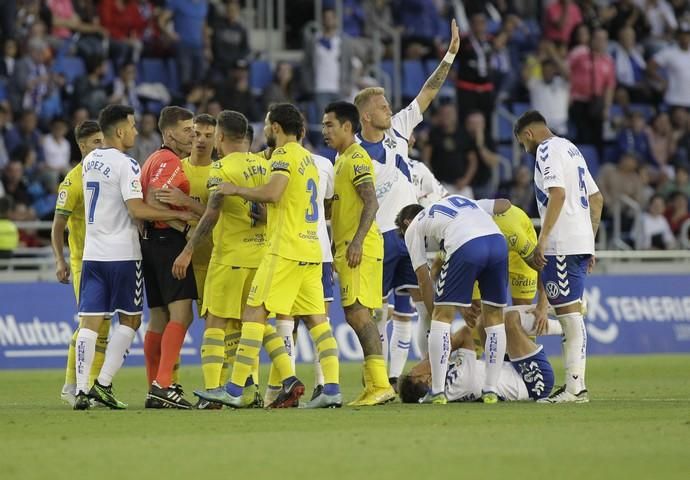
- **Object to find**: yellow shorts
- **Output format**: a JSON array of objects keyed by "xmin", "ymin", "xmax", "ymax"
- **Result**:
[
  {"xmin": 471, "ymin": 252, "xmax": 537, "ymax": 302},
  {"xmin": 193, "ymin": 264, "xmax": 208, "ymax": 311},
  {"xmin": 71, "ymin": 260, "xmax": 82, "ymax": 304},
  {"xmin": 247, "ymin": 254, "xmax": 324, "ymax": 316},
  {"xmin": 201, "ymin": 262, "xmax": 256, "ymax": 320},
  {"xmin": 334, "ymin": 254, "xmax": 383, "ymax": 310}
]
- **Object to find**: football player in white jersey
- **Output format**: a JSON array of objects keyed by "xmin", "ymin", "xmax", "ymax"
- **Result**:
[
  {"xmin": 353, "ymin": 19, "xmax": 460, "ymax": 383},
  {"xmin": 396, "ymin": 196, "xmax": 509, "ymax": 404},
  {"xmin": 399, "ymin": 307, "xmax": 559, "ymax": 404},
  {"xmin": 514, "ymin": 110, "xmax": 604, "ymax": 404},
  {"xmin": 73, "ymin": 105, "xmax": 194, "ymax": 410}
]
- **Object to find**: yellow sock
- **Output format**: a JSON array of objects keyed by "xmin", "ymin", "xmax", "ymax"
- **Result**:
[
  {"xmin": 263, "ymin": 323, "xmax": 293, "ymax": 383},
  {"xmin": 229, "ymin": 322, "xmax": 264, "ymax": 388},
  {"xmin": 64, "ymin": 328, "xmax": 79, "ymax": 385},
  {"xmin": 89, "ymin": 319, "xmax": 110, "ymax": 386},
  {"xmin": 365, "ymin": 355, "xmax": 389, "ymax": 389},
  {"xmin": 221, "ymin": 322, "xmax": 241, "ymax": 384},
  {"xmin": 201, "ymin": 328, "xmax": 225, "ymax": 389},
  {"xmin": 309, "ymin": 322, "xmax": 339, "ymax": 386}
]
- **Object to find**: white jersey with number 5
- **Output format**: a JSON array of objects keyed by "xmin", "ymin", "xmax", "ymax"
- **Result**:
[
  {"xmin": 314, "ymin": 153, "xmax": 334, "ymax": 263},
  {"xmin": 404, "ymin": 195, "xmax": 501, "ymax": 271},
  {"xmin": 356, "ymin": 100, "xmax": 422, "ymax": 233},
  {"xmin": 533, "ymin": 136, "xmax": 599, "ymax": 256},
  {"xmin": 82, "ymin": 147, "xmax": 144, "ymax": 261}
]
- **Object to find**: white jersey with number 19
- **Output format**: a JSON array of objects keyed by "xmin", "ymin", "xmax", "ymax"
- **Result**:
[
  {"xmin": 533, "ymin": 136, "xmax": 600, "ymax": 256},
  {"xmin": 356, "ymin": 100, "xmax": 422, "ymax": 233},
  {"xmin": 81, "ymin": 147, "xmax": 144, "ymax": 262}
]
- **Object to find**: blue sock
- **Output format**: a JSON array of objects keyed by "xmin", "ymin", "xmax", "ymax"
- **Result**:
[
  {"xmin": 225, "ymin": 382, "xmax": 243, "ymax": 397},
  {"xmin": 323, "ymin": 383, "xmax": 340, "ymax": 395}
]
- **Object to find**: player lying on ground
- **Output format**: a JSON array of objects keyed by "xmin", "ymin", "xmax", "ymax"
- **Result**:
[{"xmin": 399, "ymin": 306, "xmax": 556, "ymax": 403}]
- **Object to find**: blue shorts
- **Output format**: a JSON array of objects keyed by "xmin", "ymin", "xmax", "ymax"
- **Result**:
[
  {"xmin": 435, "ymin": 234, "xmax": 508, "ymax": 307},
  {"xmin": 382, "ymin": 229, "xmax": 418, "ymax": 297},
  {"xmin": 390, "ymin": 292, "xmax": 415, "ymax": 317},
  {"xmin": 322, "ymin": 262, "xmax": 334, "ymax": 302},
  {"xmin": 542, "ymin": 254, "xmax": 590, "ymax": 306},
  {"xmin": 78, "ymin": 260, "xmax": 144, "ymax": 316},
  {"xmin": 511, "ymin": 346, "xmax": 555, "ymax": 400}
]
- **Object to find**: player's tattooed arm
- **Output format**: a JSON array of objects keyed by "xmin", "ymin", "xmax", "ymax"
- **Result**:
[
  {"xmin": 415, "ymin": 19, "xmax": 459, "ymax": 113},
  {"xmin": 185, "ymin": 191, "xmax": 223, "ymax": 252}
]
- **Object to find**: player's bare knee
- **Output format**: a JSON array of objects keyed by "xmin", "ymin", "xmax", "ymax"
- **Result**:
[
  {"xmin": 206, "ymin": 314, "xmax": 226, "ymax": 329},
  {"xmin": 344, "ymin": 302, "xmax": 370, "ymax": 330},
  {"xmin": 242, "ymin": 304, "xmax": 268, "ymax": 324},
  {"xmin": 80, "ymin": 316, "xmax": 102, "ymax": 331},
  {"xmin": 432, "ymin": 305, "xmax": 454, "ymax": 324},
  {"xmin": 504, "ymin": 311, "xmax": 522, "ymax": 332},
  {"xmin": 119, "ymin": 314, "xmax": 141, "ymax": 331},
  {"xmin": 481, "ymin": 304, "xmax": 504, "ymax": 326}
]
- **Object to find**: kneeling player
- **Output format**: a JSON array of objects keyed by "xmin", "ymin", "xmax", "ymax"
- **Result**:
[{"xmin": 399, "ymin": 307, "xmax": 556, "ymax": 403}]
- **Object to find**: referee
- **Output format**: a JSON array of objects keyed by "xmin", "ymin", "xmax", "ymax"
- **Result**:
[{"xmin": 140, "ymin": 106, "xmax": 205, "ymax": 409}]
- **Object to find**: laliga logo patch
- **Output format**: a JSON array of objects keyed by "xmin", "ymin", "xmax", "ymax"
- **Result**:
[
  {"xmin": 57, "ymin": 190, "xmax": 68, "ymax": 206},
  {"xmin": 545, "ymin": 281, "xmax": 560, "ymax": 299},
  {"xmin": 130, "ymin": 179, "xmax": 142, "ymax": 193}
]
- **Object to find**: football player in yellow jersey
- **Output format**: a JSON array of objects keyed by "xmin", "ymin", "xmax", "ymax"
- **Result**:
[
  {"xmin": 323, "ymin": 101, "xmax": 395, "ymax": 406},
  {"xmin": 52, "ymin": 120, "xmax": 107, "ymax": 407}
]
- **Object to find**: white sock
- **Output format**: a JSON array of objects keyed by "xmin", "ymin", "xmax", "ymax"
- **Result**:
[
  {"xmin": 97, "ymin": 325, "xmax": 136, "ymax": 387},
  {"xmin": 389, "ymin": 319, "xmax": 412, "ymax": 378},
  {"xmin": 558, "ymin": 313, "xmax": 587, "ymax": 393},
  {"xmin": 483, "ymin": 324, "xmax": 507, "ymax": 394},
  {"xmin": 313, "ymin": 318, "xmax": 327, "ymax": 387},
  {"xmin": 75, "ymin": 328, "xmax": 98, "ymax": 394},
  {"xmin": 376, "ymin": 306, "xmax": 389, "ymax": 363},
  {"xmin": 428, "ymin": 320, "xmax": 451, "ymax": 395},
  {"xmin": 414, "ymin": 301, "xmax": 430, "ymax": 356},
  {"xmin": 276, "ymin": 319, "xmax": 296, "ymax": 371},
  {"xmin": 520, "ymin": 311, "xmax": 564, "ymax": 336}
]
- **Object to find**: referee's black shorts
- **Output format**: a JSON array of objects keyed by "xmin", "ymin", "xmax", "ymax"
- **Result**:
[{"xmin": 141, "ymin": 227, "xmax": 197, "ymax": 309}]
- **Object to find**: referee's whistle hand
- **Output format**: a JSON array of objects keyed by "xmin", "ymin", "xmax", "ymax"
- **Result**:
[{"xmin": 172, "ymin": 251, "xmax": 192, "ymax": 280}]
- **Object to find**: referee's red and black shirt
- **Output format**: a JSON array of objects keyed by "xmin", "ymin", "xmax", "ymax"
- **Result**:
[{"xmin": 140, "ymin": 146, "xmax": 191, "ymax": 229}]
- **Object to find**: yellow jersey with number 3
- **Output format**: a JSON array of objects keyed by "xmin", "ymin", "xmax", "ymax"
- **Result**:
[
  {"xmin": 266, "ymin": 142, "xmax": 322, "ymax": 263},
  {"xmin": 181, "ymin": 157, "xmax": 213, "ymax": 268},
  {"xmin": 207, "ymin": 152, "xmax": 268, "ymax": 267},
  {"xmin": 55, "ymin": 162, "xmax": 86, "ymax": 263},
  {"xmin": 332, "ymin": 143, "xmax": 383, "ymax": 259}
]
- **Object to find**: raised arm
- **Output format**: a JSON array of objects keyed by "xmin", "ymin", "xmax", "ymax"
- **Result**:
[
  {"xmin": 347, "ymin": 180, "xmax": 379, "ymax": 268},
  {"xmin": 414, "ymin": 19, "xmax": 460, "ymax": 113}
]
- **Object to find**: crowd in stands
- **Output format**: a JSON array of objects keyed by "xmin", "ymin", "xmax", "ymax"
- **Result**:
[{"xmin": 1, "ymin": 0, "xmax": 690, "ymax": 256}]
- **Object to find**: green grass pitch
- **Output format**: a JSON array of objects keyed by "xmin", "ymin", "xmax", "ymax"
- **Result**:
[{"xmin": 1, "ymin": 355, "xmax": 689, "ymax": 480}]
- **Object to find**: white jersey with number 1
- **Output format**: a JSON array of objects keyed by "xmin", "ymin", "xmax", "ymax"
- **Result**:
[
  {"xmin": 356, "ymin": 100, "xmax": 422, "ymax": 233},
  {"xmin": 82, "ymin": 147, "xmax": 143, "ymax": 262},
  {"xmin": 533, "ymin": 136, "xmax": 599, "ymax": 256},
  {"xmin": 314, "ymin": 153, "xmax": 334, "ymax": 263}
]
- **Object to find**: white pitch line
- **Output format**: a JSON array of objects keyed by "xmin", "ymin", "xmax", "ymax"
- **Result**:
[{"xmin": 4, "ymin": 347, "xmax": 198, "ymax": 358}]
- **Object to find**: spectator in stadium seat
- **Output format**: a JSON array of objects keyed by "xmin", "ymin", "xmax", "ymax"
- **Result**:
[
  {"xmin": 463, "ymin": 110, "xmax": 500, "ymax": 199},
  {"xmin": 648, "ymin": 24, "xmax": 690, "ymax": 110},
  {"xmin": 363, "ymin": 0, "xmax": 394, "ymax": 41},
  {"xmin": 4, "ymin": 110, "xmax": 44, "ymax": 164},
  {"xmin": 455, "ymin": 12, "xmax": 495, "ymax": 129},
  {"xmin": 208, "ymin": 0, "xmax": 249, "ymax": 80},
  {"xmin": 568, "ymin": 27, "xmax": 616, "ymax": 153},
  {"xmin": 99, "ymin": 0, "xmax": 148, "ymax": 63},
  {"xmin": 597, "ymin": 153, "xmax": 650, "ymax": 230},
  {"xmin": 42, "ymin": 117, "xmax": 71, "ymax": 178},
  {"xmin": 128, "ymin": 111, "xmax": 161, "ymax": 166},
  {"xmin": 302, "ymin": 8, "xmax": 357, "ymax": 117},
  {"xmin": 500, "ymin": 164, "xmax": 537, "ymax": 217},
  {"xmin": 639, "ymin": 0, "xmax": 678, "ymax": 46},
  {"xmin": 343, "ymin": 0, "xmax": 366, "ymax": 38},
  {"xmin": 605, "ymin": 0, "xmax": 650, "ymax": 41},
  {"xmin": 523, "ymin": 51, "xmax": 570, "ymax": 136},
  {"xmin": 0, "ymin": 196, "xmax": 19, "ymax": 261},
  {"xmin": 1, "ymin": 160, "xmax": 32, "ymax": 210},
  {"xmin": 1, "ymin": 38, "xmax": 18, "ymax": 79},
  {"xmin": 543, "ymin": 0, "xmax": 584, "ymax": 45},
  {"xmin": 658, "ymin": 165, "xmax": 690, "ymax": 198},
  {"xmin": 634, "ymin": 194, "xmax": 677, "ymax": 249},
  {"xmin": 214, "ymin": 59, "xmax": 260, "ymax": 122},
  {"xmin": 578, "ymin": 0, "xmax": 603, "ymax": 29},
  {"xmin": 65, "ymin": 107, "xmax": 89, "ymax": 165},
  {"xmin": 395, "ymin": 0, "xmax": 446, "ymax": 58},
  {"xmin": 8, "ymin": 38, "xmax": 50, "ymax": 115},
  {"xmin": 616, "ymin": 111, "xmax": 654, "ymax": 165},
  {"xmin": 72, "ymin": 56, "xmax": 109, "ymax": 118},
  {"xmin": 159, "ymin": 0, "xmax": 209, "ymax": 87},
  {"xmin": 423, "ymin": 102, "xmax": 475, "ymax": 197},
  {"xmin": 0, "ymin": 104, "xmax": 9, "ymax": 170},
  {"xmin": 647, "ymin": 112, "xmax": 679, "ymax": 171},
  {"xmin": 109, "ymin": 62, "xmax": 143, "ymax": 116},
  {"xmin": 47, "ymin": 0, "xmax": 108, "ymax": 59},
  {"xmin": 665, "ymin": 190, "xmax": 690, "ymax": 237},
  {"xmin": 611, "ymin": 27, "xmax": 652, "ymax": 103},
  {"xmin": 263, "ymin": 61, "xmax": 297, "ymax": 110}
]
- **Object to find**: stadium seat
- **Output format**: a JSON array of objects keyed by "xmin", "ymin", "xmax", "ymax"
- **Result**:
[
  {"xmin": 380, "ymin": 59, "xmax": 395, "ymax": 84},
  {"xmin": 498, "ymin": 145, "xmax": 513, "ymax": 163},
  {"xmin": 402, "ymin": 60, "xmax": 426, "ymax": 100},
  {"xmin": 0, "ymin": 81, "xmax": 6, "ymax": 102},
  {"xmin": 577, "ymin": 144, "xmax": 600, "ymax": 178},
  {"xmin": 102, "ymin": 60, "xmax": 115, "ymax": 85},
  {"xmin": 166, "ymin": 59, "xmax": 180, "ymax": 94},
  {"xmin": 250, "ymin": 60, "xmax": 273, "ymax": 95},
  {"xmin": 603, "ymin": 144, "xmax": 619, "ymax": 164},
  {"xmin": 629, "ymin": 103, "xmax": 655, "ymax": 121},
  {"xmin": 512, "ymin": 102, "xmax": 531, "ymax": 118},
  {"xmin": 138, "ymin": 58, "xmax": 169, "ymax": 87},
  {"xmin": 52, "ymin": 56, "xmax": 86, "ymax": 85},
  {"xmin": 497, "ymin": 115, "xmax": 514, "ymax": 143}
]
